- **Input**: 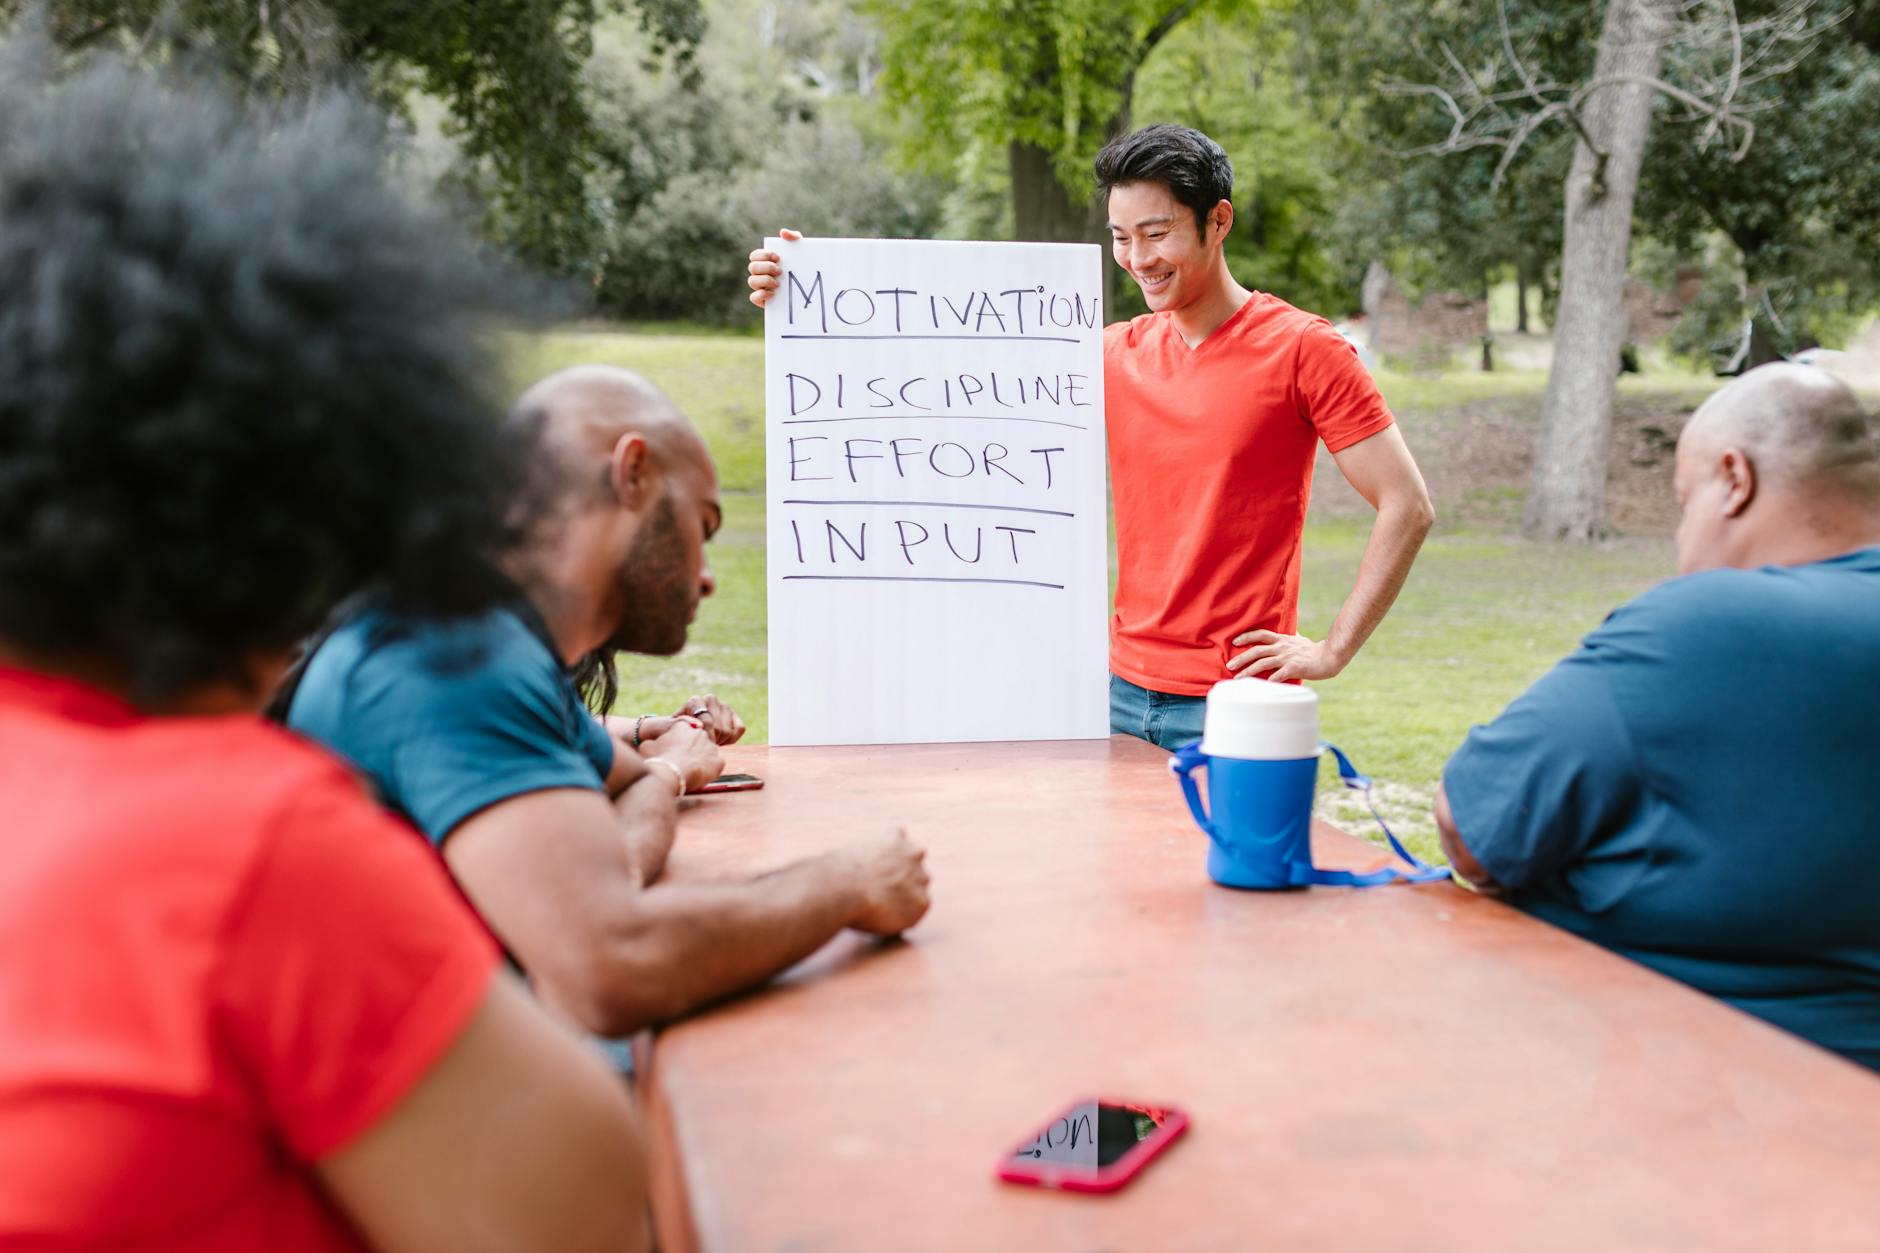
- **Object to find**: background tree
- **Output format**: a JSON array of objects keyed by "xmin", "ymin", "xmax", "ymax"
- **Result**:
[
  {"xmin": 1291, "ymin": 0, "xmax": 1582, "ymax": 330},
  {"xmin": 872, "ymin": 0, "xmax": 1261, "ymax": 244},
  {"xmin": 1520, "ymin": 0, "xmax": 1674, "ymax": 539},
  {"xmin": 3, "ymin": 0, "xmax": 704, "ymax": 273},
  {"xmin": 582, "ymin": 0, "xmax": 947, "ymax": 321},
  {"xmin": 1330, "ymin": 0, "xmax": 1832, "ymax": 539},
  {"xmin": 1636, "ymin": 1, "xmax": 1880, "ymax": 365}
]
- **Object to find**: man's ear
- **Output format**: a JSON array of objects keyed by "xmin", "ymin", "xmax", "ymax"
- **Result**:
[
  {"xmin": 1719, "ymin": 446, "xmax": 1757, "ymax": 518},
  {"xmin": 1209, "ymin": 199, "xmax": 1234, "ymax": 246},
  {"xmin": 609, "ymin": 433, "xmax": 655, "ymax": 509}
]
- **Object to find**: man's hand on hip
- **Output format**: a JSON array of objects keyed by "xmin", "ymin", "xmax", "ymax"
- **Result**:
[{"xmin": 1226, "ymin": 630, "xmax": 1346, "ymax": 682}]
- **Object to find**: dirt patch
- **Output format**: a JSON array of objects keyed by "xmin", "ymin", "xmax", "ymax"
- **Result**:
[{"xmin": 1310, "ymin": 391, "xmax": 1700, "ymax": 536}]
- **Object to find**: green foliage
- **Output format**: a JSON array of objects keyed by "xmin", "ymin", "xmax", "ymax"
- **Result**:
[
  {"xmin": 1635, "ymin": 11, "xmax": 1880, "ymax": 350},
  {"xmin": 871, "ymin": 0, "xmax": 1265, "ymax": 242},
  {"xmin": 1290, "ymin": 0, "xmax": 1594, "ymax": 302},
  {"xmin": 3, "ymin": 0, "xmax": 704, "ymax": 274},
  {"xmin": 598, "ymin": 111, "xmax": 947, "ymax": 322},
  {"xmin": 1299, "ymin": 0, "xmax": 1880, "ymax": 342},
  {"xmin": 873, "ymin": 0, "xmax": 1151, "ymax": 184},
  {"xmin": 582, "ymin": 2, "xmax": 947, "ymax": 321},
  {"xmin": 1130, "ymin": 12, "xmax": 1364, "ymax": 316}
]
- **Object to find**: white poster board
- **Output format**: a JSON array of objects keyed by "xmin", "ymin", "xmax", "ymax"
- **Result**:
[{"xmin": 764, "ymin": 237, "xmax": 1109, "ymax": 746}]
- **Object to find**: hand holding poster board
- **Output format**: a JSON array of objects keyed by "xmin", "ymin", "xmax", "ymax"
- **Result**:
[{"xmin": 764, "ymin": 238, "xmax": 1109, "ymax": 746}]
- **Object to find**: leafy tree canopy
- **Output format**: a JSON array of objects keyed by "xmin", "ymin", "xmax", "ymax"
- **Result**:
[{"xmin": 3, "ymin": 0, "xmax": 703, "ymax": 272}]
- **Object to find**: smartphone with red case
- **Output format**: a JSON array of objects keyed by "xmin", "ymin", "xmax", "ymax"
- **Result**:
[
  {"xmin": 695, "ymin": 773, "xmax": 764, "ymax": 794},
  {"xmin": 996, "ymin": 1099, "xmax": 1189, "ymax": 1193}
]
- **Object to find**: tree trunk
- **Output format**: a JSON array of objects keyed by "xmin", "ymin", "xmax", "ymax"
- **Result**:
[
  {"xmin": 1515, "ymin": 263, "xmax": 1531, "ymax": 333},
  {"xmin": 1010, "ymin": 138, "xmax": 1124, "ymax": 312},
  {"xmin": 1010, "ymin": 141, "xmax": 1098, "ymax": 243},
  {"xmin": 1523, "ymin": 0, "xmax": 1671, "ymax": 541}
]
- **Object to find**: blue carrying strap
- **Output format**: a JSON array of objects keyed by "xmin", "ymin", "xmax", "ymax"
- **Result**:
[
  {"xmin": 1169, "ymin": 739, "xmax": 1450, "ymax": 888},
  {"xmin": 1311, "ymin": 742, "xmax": 1452, "ymax": 886}
]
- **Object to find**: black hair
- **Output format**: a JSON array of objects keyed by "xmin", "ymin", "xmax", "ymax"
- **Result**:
[
  {"xmin": 569, "ymin": 648, "xmax": 620, "ymax": 715},
  {"xmin": 1093, "ymin": 123, "xmax": 1235, "ymax": 237},
  {"xmin": 0, "ymin": 55, "xmax": 529, "ymax": 706}
]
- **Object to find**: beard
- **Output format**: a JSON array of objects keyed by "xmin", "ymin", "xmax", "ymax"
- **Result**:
[{"xmin": 599, "ymin": 494, "xmax": 694, "ymax": 657}]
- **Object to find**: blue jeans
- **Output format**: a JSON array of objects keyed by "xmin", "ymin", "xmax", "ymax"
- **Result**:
[{"xmin": 1109, "ymin": 673, "xmax": 1207, "ymax": 750}]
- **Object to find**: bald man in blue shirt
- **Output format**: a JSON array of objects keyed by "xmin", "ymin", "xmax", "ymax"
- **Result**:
[{"xmin": 1438, "ymin": 364, "xmax": 1880, "ymax": 1072}]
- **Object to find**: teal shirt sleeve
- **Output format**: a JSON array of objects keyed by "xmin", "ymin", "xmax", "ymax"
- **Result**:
[
  {"xmin": 288, "ymin": 610, "xmax": 616, "ymax": 845},
  {"xmin": 382, "ymin": 649, "xmax": 615, "ymax": 843},
  {"xmin": 1441, "ymin": 621, "xmax": 1649, "ymax": 897}
]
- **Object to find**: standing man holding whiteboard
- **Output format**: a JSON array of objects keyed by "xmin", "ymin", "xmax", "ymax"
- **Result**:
[{"xmin": 749, "ymin": 124, "xmax": 1433, "ymax": 749}]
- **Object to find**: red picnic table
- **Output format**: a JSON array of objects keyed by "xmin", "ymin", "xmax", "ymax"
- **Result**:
[{"xmin": 643, "ymin": 736, "xmax": 1880, "ymax": 1253}]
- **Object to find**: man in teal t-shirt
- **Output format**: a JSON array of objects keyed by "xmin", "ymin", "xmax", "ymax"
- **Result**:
[
  {"xmin": 288, "ymin": 365, "xmax": 934, "ymax": 1044},
  {"xmin": 1439, "ymin": 365, "xmax": 1880, "ymax": 1072}
]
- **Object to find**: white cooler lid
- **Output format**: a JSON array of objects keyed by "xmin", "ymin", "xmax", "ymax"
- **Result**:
[{"xmin": 1197, "ymin": 678, "xmax": 1321, "ymax": 761}]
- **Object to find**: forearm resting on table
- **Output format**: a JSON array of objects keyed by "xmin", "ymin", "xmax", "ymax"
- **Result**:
[
  {"xmin": 603, "ymin": 735, "xmax": 647, "ymax": 797},
  {"xmin": 615, "ymin": 771, "xmax": 679, "ymax": 884},
  {"xmin": 536, "ymin": 855, "xmax": 865, "ymax": 1037}
]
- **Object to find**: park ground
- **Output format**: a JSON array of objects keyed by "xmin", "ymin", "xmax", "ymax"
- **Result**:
[{"xmin": 506, "ymin": 326, "xmax": 1726, "ymax": 863}]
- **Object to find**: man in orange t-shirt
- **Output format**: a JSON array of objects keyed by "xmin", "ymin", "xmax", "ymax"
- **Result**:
[{"xmin": 1097, "ymin": 125, "xmax": 1434, "ymax": 746}]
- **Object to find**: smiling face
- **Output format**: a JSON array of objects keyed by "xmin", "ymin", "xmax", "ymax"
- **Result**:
[{"xmin": 1106, "ymin": 181, "xmax": 1229, "ymax": 314}]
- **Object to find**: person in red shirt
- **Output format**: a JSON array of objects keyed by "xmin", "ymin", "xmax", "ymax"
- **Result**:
[
  {"xmin": 0, "ymin": 59, "xmax": 647, "ymax": 1252},
  {"xmin": 1095, "ymin": 124, "xmax": 1434, "ymax": 745},
  {"xmin": 746, "ymin": 125, "xmax": 1432, "ymax": 748}
]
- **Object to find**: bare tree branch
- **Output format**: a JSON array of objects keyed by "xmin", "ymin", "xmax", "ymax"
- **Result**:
[
  {"xmin": 1382, "ymin": 0, "xmax": 1832, "ymax": 190},
  {"xmin": 1498, "ymin": 0, "xmax": 1551, "ymax": 111}
]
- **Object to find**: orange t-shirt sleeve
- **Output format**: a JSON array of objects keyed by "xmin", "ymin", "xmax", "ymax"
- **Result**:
[
  {"xmin": 216, "ymin": 761, "xmax": 499, "ymax": 1162},
  {"xmin": 1293, "ymin": 319, "xmax": 1395, "ymax": 453}
]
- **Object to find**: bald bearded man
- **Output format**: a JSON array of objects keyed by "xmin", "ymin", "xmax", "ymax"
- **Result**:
[
  {"xmin": 1437, "ymin": 363, "xmax": 1880, "ymax": 1071},
  {"xmin": 287, "ymin": 366, "xmax": 931, "ymax": 1041}
]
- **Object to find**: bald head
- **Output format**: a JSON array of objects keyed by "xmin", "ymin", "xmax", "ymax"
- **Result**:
[
  {"xmin": 1673, "ymin": 363, "xmax": 1880, "ymax": 574},
  {"xmin": 1680, "ymin": 363, "xmax": 1878, "ymax": 498},
  {"xmin": 508, "ymin": 364, "xmax": 714, "ymax": 508},
  {"xmin": 497, "ymin": 363, "xmax": 722, "ymax": 668}
]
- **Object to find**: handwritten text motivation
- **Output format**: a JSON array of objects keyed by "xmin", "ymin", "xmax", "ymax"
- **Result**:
[{"xmin": 784, "ymin": 269, "xmax": 1101, "ymax": 342}]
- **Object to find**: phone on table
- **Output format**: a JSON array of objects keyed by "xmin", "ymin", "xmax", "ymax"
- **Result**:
[
  {"xmin": 695, "ymin": 773, "xmax": 764, "ymax": 794},
  {"xmin": 996, "ymin": 1098, "xmax": 1189, "ymax": 1194}
]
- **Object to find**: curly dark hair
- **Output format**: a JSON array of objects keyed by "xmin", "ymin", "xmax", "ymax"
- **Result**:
[{"xmin": 0, "ymin": 56, "xmax": 527, "ymax": 706}]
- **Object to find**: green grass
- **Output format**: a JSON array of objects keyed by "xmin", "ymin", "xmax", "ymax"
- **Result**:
[
  {"xmin": 504, "ymin": 329, "xmax": 767, "ymax": 493},
  {"xmin": 508, "ymin": 325, "xmax": 1682, "ymax": 864}
]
